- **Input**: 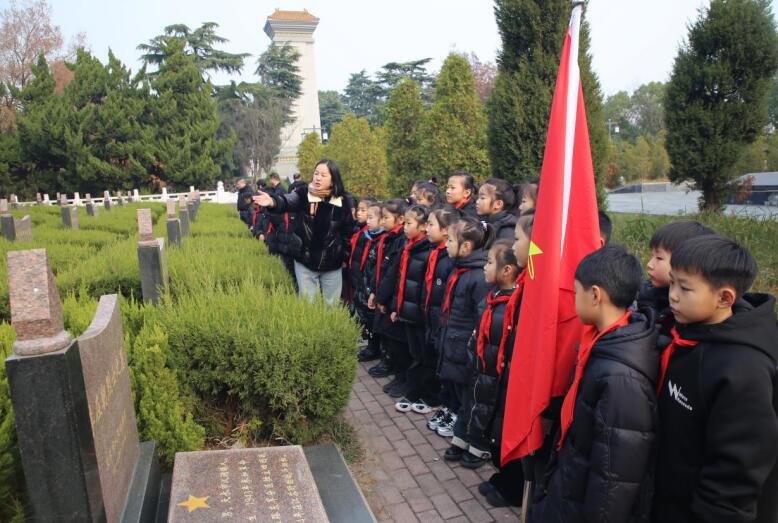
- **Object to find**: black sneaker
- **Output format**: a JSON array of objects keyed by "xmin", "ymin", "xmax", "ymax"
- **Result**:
[
  {"xmin": 444, "ymin": 444, "xmax": 465, "ymax": 461},
  {"xmin": 478, "ymin": 481, "xmax": 496, "ymax": 497},
  {"xmin": 461, "ymin": 452, "xmax": 489, "ymax": 470},
  {"xmin": 357, "ymin": 347, "xmax": 380, "ymax": 362},
  {"xmin": 386, "ymin": 378, "xmax": 408, "ymax": 398},
  {"xmin": 486, "ymin": 487, "xmax": 523, "ymax": 508},
  {"xmin": 368, "ymin": 361, "xmax": 391, "ymax": 378},
  {"xmin": 383, "ymin": 377, "xmax": 401, "ymax": 393}
]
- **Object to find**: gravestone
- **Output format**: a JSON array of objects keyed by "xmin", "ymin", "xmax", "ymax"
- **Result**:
[
  {"xmin": 1, "ymin": 201, "xmax": 33, "ymax": 242},
  {"xmin": 166, "ymin": 200, "xmax": 182, "ymax": 248},
  {"xmin": 4, "ymin": 249, "xmax": 161, "ymax": 522},
  {"xmin": 168, "ymin": 447, "xmax": 328, "ymax": 523},
  {"xmin": 10, "ymin": 194, "xmax": 18, "ymax": 209},
  {"xmin": 14, "ymin": 215, "xmax": 33, "ymax": 241},
  {"xmin": 104, "ymin": 190, "xmax": 113, "ymax": 211},
  {"xmin": 43, "ymin": 193, "xmax": 50, "ymax": 205},
  {"xmin": 187, "ymin": 192, "xmax": 196, "ymax": 222},
  {"xmin": 85, "ymin": 193, "xmax": 99, "ymax": 217},
  {"xmin": 74, "ymin": 192, "xmax": 81, "ymax": 206},
  {"xmin": 117, "ymin": 191, "xmax": 125, "ymax": 206},
  {"xmin": 36, "ymin": 192, "xmax": 42, "ymax": 205},
  {"xmin": 61, "ymin": 202, "xmax": 79, "ymax": 229},
  {"xmin": 133, "ymin": 189, "xmax": 140, "ymax": 202},
  {"xmin": 178, "ymin": 195, "xmax": 190, "ymax": 236},
  {"xmin": 137, "ymin": 209, "xmax": 168, "ymax": 305}
]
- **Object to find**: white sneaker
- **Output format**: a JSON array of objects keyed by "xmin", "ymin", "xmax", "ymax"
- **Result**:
[
  {"xmin": 427, "ymin": 408, "xmax": 448, "ymax": 431},
  {"xmin": 436, "ymin": 412, "xmax": 457, "ymax": 438},
  {"xmin": 394, "ymin": 398, "xmax": 413, "ymax": 413},
  {"xmin": 411, "ymin": 400, "xmax": 433, "ymax": 414}
]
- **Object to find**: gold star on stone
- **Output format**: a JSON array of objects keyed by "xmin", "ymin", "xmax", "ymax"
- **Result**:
[{"xmin": 177, "ymin": 495, "xmax": 210, "ymax": 513}]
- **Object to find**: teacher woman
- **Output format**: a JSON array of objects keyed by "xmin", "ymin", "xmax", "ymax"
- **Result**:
[{"xmin": 253, "ymin": 159, "xmax": 355, "ymax": 306}]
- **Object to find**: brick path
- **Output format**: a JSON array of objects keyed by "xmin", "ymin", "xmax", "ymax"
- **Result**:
[{"xmin": 345, "ymin": 361, "xmax": 522, "ymax": 522}]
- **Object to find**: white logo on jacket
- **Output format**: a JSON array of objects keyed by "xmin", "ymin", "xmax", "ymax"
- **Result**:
[{"xmin": 668, "ymin": 380, "xmax": 693, "ymax": 411}]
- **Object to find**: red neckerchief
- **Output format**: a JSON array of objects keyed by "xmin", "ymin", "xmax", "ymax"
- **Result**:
[
  {"xmin": 558, "ymin": 310, "xmax": 632, "ymax": 449},
  {"xmin": 424, "ymin": 243, "xmax": 447, "ymax": 311},
  {"xmin": 442, "ymin": 267, "xmax": 468, "ymax": 321},
  {"xmin": 476, "ymin": 291, "xmax": 512, "ymax": 370},
  {"xmin": 284, "ymin": 213, "xmax": 289, "ymax": 232},
  {"xmin": 656, "ymin": 326, "xmax": 699, "ymax": 396},
  {"xmin": 349, "ymin": 225, "xmax": 368, "ymax": 268},
  {"xmin": 360, "ymin": 236, "xmax": 375, "ymax": 271},
  {"xmin": 485, "ymin": 270, "xmax": 527, "ymax": 375},
  {"xmin": 375, "ymin": 224, "xmax": 404, "ymax": 287},
  {"xmin": 454, "ymin": 197, "xmax": 471, "ymax": 210},
  {"xmin": 396, "ymin": 234, "xmax": 426, "ymax": 314}
]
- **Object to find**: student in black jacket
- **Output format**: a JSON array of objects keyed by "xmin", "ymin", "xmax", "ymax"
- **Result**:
[
  {"xmin": 439, "ymin": 216, "xmax": 493, "ymax": 451},
  {"xmin": 391, "ymin": 205, "xmax": 432, "ymax": 413},
  {"xmin": 423, "ymin": 208, "xmax": 459, "ymax": 426},
  {"xmin": 476, "ymin": 178, "xmax": 519, "ymax": 241},
  {"xmin": 530, "ymin": 244, "xmax": 659, "ymax": 523},
  {"xmin": 455, "ymin": 240, "xmax": 521, "ymax": 470},
  {"xmin": 358, "ymin": 204, "xmax": 387, "ymax": 364},
  {"xmin": 445, "ymin": 171, "xmax": 478, "ymax": 217},
  {"xmin": 636, "ymin": 220, "xmax": 715, "ymax": 336},
  {"xmin": 369, "ymin": 199, "xmax": 408, "ymax": 390},
  {"xmin": 236, "ymin": 179, "xmax": 254, "ymax": 227},
  {"xmin": 652, "ymin": 235, "xmax": 778, "ymax": 523}
]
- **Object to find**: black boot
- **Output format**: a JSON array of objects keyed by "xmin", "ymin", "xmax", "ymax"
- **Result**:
[
  {"xmin": 368, "ymin": 360, "xmax": 392, "ymax": 378},
  {"xmin": 358, "ymin": 346, "xmax": 381, "ymax": 362}
]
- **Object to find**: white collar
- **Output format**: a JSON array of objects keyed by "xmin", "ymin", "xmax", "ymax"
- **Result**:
[{"xmin": 308, "ymin": 193, "xmax": 343, "ymax": 207}]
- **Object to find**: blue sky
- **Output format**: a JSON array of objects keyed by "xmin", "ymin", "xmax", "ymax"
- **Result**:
[{"xmin": 4, "ymin": 0, "xmax": 776, "ymax": 96}]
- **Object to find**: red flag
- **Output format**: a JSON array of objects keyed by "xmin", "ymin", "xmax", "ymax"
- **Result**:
[{"xmin": 501, "ymin": 4, "xmax": 601, "ymax": 465}]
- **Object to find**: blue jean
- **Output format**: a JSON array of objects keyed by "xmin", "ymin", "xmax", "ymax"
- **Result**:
[{"xmin": 294, "ymin": 260, "xmax": 342, "ymax": 307}]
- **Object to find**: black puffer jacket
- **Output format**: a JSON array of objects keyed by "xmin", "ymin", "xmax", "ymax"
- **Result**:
[
  {"xmin": 373, "ymin": 226, "xmax": 406, "ymax": 342},
  {"xmin": 268, "ymin": 188, "xmax": 355, "ymax": 272},
  {"xmin": 450, "ymin": 198, "xmax": 478, "ymax": 218},
  {"xmin": 237, "ymin": 184, "xmax": 254, "ymax": 225},
  {"xmin": 462, "ymin": 287, "xmax": 518, "ymax": 452},
  {"xmin": 652, "ymin": 294, "xmax": 778, "ymax": 523},
  {"xmin": 393, "ymin": 237, "xmax": 431, "ymax": 325},
  {"xmin": 636, "ymin": 279, "xmax": 673, "ymax": 337},
  {"xmin": 355, "ymin": 230, "xmax": 385, "ymax": 325},
  {"xmin": 531, "ymin": 310, "xmax": 660, "ymax": 523},
  {"xmin": 437, "ymin": 251, "xmax": 490, "ymax": 385},
  {"xmin": 422, "ymin": 244, "xmax": 454, "ymax": 349},
  {"xmin": 348, "ymin": 225, "xmax": 370, "ymax": 290},
  {"xmin": 484, "ymin": 211, "xmax": 517, "ymax": 241}
]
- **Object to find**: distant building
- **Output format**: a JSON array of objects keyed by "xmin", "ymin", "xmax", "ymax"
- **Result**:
[
  {"xmin": 731, "ymin": 172, "xmax": 778, "ymax": 206},
  {"xmin": 263, "ymin": 9, "xmax": 322, "ymax": 179}
]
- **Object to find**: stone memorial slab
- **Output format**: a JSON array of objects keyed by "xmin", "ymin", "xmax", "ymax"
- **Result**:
[
  {"xmin": 10, "ymin": 194, "xmax": 18, "ymax": 208},
  {"xmin": 85, "ymin": 193, "xmax": 92, "ymax": 203},
  {"xmin": 168, "ymin": 446, "xmax": 328, "ymax": 523},
  {"xmin": 62, "ymin": 205, "xmax": 79, "ymax": 229},
  {"xmin": 7, "ymin": 249, "xmax": 72, "ymax": 355},
  {"xmin": 137, "ymin": 208, "xmax": 154, "ymax": 242},
  {"xmin": 104, "ymin": 190, "xmax": 113, "ymax": 210},
  {"xmin": 166, "ymin": 199, "xmax": 176, "ymax": 219},
  {"xmin": 36, "ymin": 192, "xmax": 42, "ymax": 204},
  {"xmin": 77, "ymin": 294, "xmax": 141, "ymax": 523},
  {"xmin": 59, "ymin": 194, "xmax": 67, "ymax": 206},
  {"xmin": 0, "ymin": 198, "xmax": 8, "ymax": 214},
  {"xmin": 43, "ymin": 193, "xmax": 50, "ymax": 205},
  {"xmin": 15, "ymin": 215, "xmax": 32, "ymax": 241}
]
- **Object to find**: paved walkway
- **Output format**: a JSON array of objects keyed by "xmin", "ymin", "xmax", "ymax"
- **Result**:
[{"xmin": 345, "ymin": 361, "xmax": 522, "ymax": 523}]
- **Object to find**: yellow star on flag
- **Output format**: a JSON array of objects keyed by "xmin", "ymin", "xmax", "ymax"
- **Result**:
[
  {"xmin": 527, "ymin": 241, "xmax": 543, "ymax": 280},
  {"xmin": 177, "ymin": 495, "xmax": 210, "ymax": 513}
]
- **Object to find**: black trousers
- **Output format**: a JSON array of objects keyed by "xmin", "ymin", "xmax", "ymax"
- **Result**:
[
  {"xmin": 382, "ymin": 337, "xmax": 410, "ymax": 376},
  {"xmin": 404, "ymin": 323, "xmax": 440, "ymax": 402}
]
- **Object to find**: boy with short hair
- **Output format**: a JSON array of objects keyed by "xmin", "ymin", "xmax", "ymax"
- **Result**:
[
  {"xmin": 530, "ymin": 245, "xmax": 659, "ymax": 522},
  {"xmin": 638, "ymin": 220, "xmax": 715, "ymax": 334},
  {"xmin": 652, "ymin": 235, "xmax": 778, "ymax": 523}
]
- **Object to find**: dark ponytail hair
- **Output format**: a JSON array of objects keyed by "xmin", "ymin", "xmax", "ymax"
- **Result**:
[
  {"xmin": 482, "ymin": 178, "xmax": 519, "ymax": 214},
  {"xmin": 383, "ymin": 198, "xmax": 408, "ymax": 219},
  {"xmin": 490, "ymin": 239, "xmax": 520, "ymax": 274},
  {"xmin": 450, "ymin": 170, "xmax": 477, "ymax": 198},
  {"xmin": 452, "ymin": 215, "xmax": 496, "ymax": 252},
  {"xmin": 315, "ymin": 159, "xmax": 346, "ymax": 197},
  {"xmin": 431, "ymin": 207, "xmax": 460, "ymax": 229},
  {"xmin": 406, "ymin": 204, "xmax": 430, "ymax": 224}
]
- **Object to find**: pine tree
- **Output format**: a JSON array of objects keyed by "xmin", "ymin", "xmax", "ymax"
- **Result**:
[
  {"xmin": 665, "ymin": 0, "xmax": 778, "ymax": 211},
  {"xmin": 150, "ymin": 41, "xmax": 233, "ymax": 190},
  {"xmin": 385, "ymin": 79, "xmax": 425, "ymax": 196},
  {"xmin": 419, "ymin": 54, "xmax": 490, "ymax": 182},
  {"xmin": 297, "ymin": 131, "xmax": 324, "ymax": 181},
  {"xmin": 487, "ymin": 0, "xmax": 607, "ymax": 200},
  {"xmin": 324, "ymin": 114, "xmax": 389, "ymax": 199}
]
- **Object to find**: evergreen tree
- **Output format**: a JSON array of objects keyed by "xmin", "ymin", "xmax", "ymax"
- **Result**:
[
  {"xmin": 150, "ymin": 41, "xmax": 232, "ymax": 190},
  {"xmin": 419, "ymin": 54, "xmax": 490, "ymax": 182},
  {"xmin": 63, "ymin": 49, "xmax": 154, "ymax": 193},
  {"xmin": 385, "ymin": 79, "xmax": 424, "ymax": 196},
  {"xmin": 665, "ymin": 0, "xmax": 778, "ymax": 211},
  {"xmin": 487, "ymin": 0, "xmax": 607, "ymax": 200},
  {"xmin": 255, "ymin": 43, "xmax": 301, "ymax": 119},
  {"xmin": 13, "ymin": 53, "xmax": 70, "ymax": 192},
  {"xmin": 297, "ymin": 131, "xmax": 324, "ymax": 181},
  {"xmin": 318, "ymin": 90, "xmax": 345, "ymax": 135},
  {"xmin": 324, "ymin": 114, "xmax": 389, "ymax": 198},
  {"xmin": 343, "ymin": 70, "xmax": 384, "ymax": 123}
]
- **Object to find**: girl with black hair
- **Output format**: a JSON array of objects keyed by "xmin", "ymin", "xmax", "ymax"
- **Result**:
[
  {"xmin": 436, "ymin": 216, "xmax": 494, "ymax": 448},
  {"xmin": 253, "ymin": 159, "xmax": 355, "ymax": 306},
  {"xmin": 445, "ymin": 171, "xmax": 478, "ymax": 217},
  {"xmin": 476, "ymin": 178, "xmax": 519, "ymax": 240}
]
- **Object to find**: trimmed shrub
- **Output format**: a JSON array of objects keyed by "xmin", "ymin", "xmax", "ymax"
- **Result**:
[
  {"xmin": 158, "ymin": 283, "xmax": 361, "ymax": 443},
  {"xmin": 57, "ymin": 239, "xmax": 141, "ymax": 299}
]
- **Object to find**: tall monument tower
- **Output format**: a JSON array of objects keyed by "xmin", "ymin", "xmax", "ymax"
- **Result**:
[{"xmin": 264, "ymin": 9, "xmax": 321, "ymax": 179}]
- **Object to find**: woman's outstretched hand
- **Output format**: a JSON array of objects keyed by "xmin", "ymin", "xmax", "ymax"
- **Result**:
[{"xmin": 252, "ymin": 191, "xmax": 274, "ymax": 207}]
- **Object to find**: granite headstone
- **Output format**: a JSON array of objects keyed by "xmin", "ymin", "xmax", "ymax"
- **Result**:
[
  {"xmin": 137, "ymin": 209, "xmax": 168, "ymax": 305},
  {"xmin": 104, "ymin": 190, "xmax": 113, "ymax": 211},
  {"xmin": 166, "ymin": 200, "xmax": 182, "ymax": 248},
  {"xmin": 178, "ymin": 195, "xmax": 190, "ymax": 236}
]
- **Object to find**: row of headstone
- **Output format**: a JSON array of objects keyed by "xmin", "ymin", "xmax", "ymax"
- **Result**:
[
  {"xmin": 0, "ymin": 199, "xmax": 32, "ymax": 241},
  {"xmin": 136, "ymin": 209, "xmax": 169, "ymax": 306}
]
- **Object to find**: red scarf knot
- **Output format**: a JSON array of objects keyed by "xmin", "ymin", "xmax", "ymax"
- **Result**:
[
  {"xmin": 424, "ymin": 243, "xmax": 447, "ymax": 311},
  {"xmin": 656, "ymin": 326, "xmax": 699, "ymax": 397},
  {"xmin": 558, "ymin": 310, "xmax": 632, "ymax": 449},
  {"xmin": 396, "ymin": 235, "xmax": 426, "ymax": 315},
  {"xmin": 349, "ymin": 225, "xmax": 368, "ymax": 268},
  {"xmin": 454, "ymin": 197, "xmax": 471, "ymax": 210},
  {"xmin": 442, "ymin": 267, "xmax": 468, "ymax": 320}
]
